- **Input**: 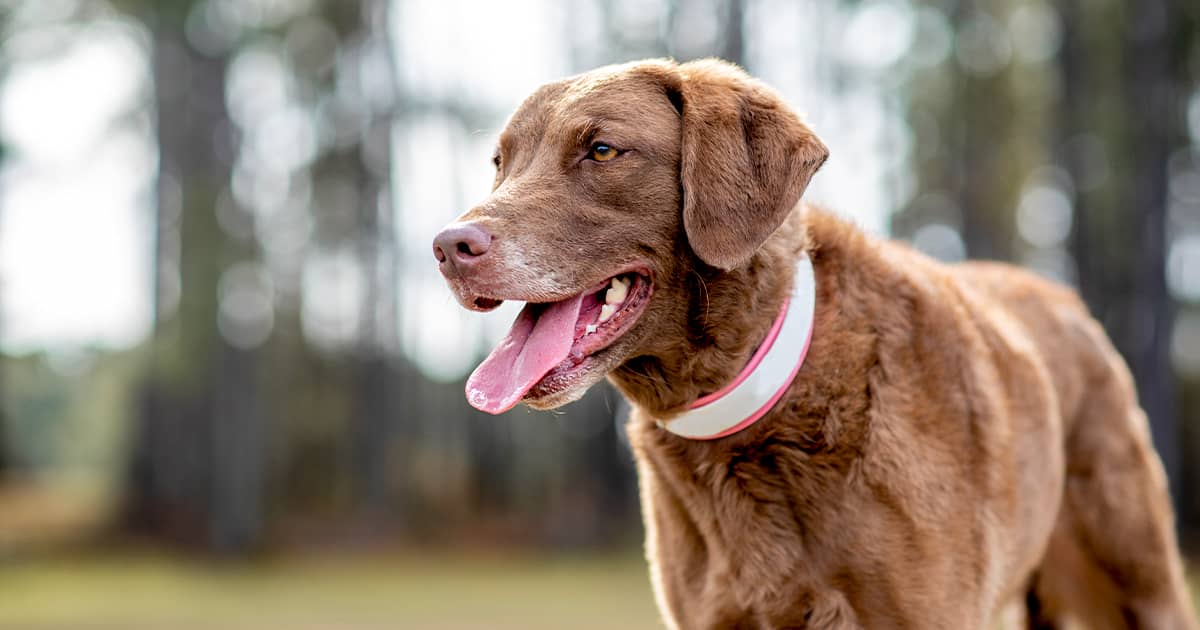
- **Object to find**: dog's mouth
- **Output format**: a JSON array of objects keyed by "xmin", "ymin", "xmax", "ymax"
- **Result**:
[{"xmin": 465, "ymin": 270, "xmax": 652, "ymax": 414}]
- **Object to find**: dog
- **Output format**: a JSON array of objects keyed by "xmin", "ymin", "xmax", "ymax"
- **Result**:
[{"xmin": 432, "ymin": 58, "xmax": 1198, "ymax": 629}]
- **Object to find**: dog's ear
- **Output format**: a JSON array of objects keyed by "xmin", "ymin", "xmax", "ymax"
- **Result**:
[{"xmin": 673, "ymin": 60, "xmax": 828, "ymax": 270}]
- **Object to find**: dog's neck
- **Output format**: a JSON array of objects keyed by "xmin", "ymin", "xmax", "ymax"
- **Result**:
[
  {"xmin": 656, "ymin": 255, "xmax": 816, "ymax": 439},
  {"xmin": 611, "ymin": 210, "xmax": 811, "ymax": 422}
]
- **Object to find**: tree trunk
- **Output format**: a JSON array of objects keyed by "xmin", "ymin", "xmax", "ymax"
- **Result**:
[
  {"xmin": 1124, "ymin": 0, "xmax": 1179, "ymax": 507},
  {"xmin": 126, "ymin": 11, "xmax": 263, "ymax": 550},
  {"xmin": 719, "ymin": 0, "xmax": 745, "ymax": 65}
]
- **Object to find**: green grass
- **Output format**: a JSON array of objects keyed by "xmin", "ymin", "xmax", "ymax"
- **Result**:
[
  {"xmin": 1192, "ymin": 571, "xmax": 1200, "ymax": 620},
  {"xmin": 0, "ymin": 550, "xmax": 662, "ymax": 630},
  {"xmin": 0, "ymin": 551, "xmax": 1195, "ymax": 629}
]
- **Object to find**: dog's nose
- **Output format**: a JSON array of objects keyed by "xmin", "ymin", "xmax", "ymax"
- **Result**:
[{"xmin": 433, "ymin": 222, "xmax": 493, "ymax": 274}]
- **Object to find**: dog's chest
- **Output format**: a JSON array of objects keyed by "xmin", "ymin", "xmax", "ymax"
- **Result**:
[{"xmin": 628, "ymin": 413, "xmax": 860, "ymax": 626}]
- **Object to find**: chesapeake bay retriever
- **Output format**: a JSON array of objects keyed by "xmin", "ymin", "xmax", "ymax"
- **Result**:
[{"xmin": 432, "ymin": 58, "xmax": 1198, "ymax": 629}]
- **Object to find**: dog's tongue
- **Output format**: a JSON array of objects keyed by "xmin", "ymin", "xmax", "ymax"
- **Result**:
[{"xmin": 466, "ymin": 294, "xmax": 584, "ymax": 414}]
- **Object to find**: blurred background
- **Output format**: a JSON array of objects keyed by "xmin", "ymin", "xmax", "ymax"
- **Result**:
[{"xmin": 0, "ymin": 0, "xmax": 1197, "ymax": 627}]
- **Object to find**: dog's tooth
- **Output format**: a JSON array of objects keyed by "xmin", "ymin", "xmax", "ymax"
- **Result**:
[
  {"xmin": 599, "ymin": 303, "xmax": 616, "ymax": 322},
  {"xmin": 606, "ymin": 279, "xmax": 628, "ymax": 305},
  {"xmin": 585, "ymin": 324, "xmax": 597, "ymax": 335}
]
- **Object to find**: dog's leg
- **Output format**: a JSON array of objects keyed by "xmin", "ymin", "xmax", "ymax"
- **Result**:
[
  {"xmin": 1024, "ymin": 574, "xmax": 1059, "ymax": 630},
  {"xmin": 1027, "ymin": 515, "xmax": 1133, "ymax": 630},
  {"xmin": 1060, "ymin": 370, "xmax": 1198, "ymax": 630}
]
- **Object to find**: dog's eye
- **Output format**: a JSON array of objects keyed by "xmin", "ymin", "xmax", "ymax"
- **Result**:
[
  {"xmin": 588, "ymin": 143, "xmax": 619, "ymax": 162},
  {"xmin": 491, "ymin": 153, "xmax": 501, "ymax": 168}
]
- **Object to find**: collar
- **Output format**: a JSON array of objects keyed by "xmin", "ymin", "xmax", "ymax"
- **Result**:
[{"xmin": 658, "ymin": 254, "xmax": 816, "ymax": 440}]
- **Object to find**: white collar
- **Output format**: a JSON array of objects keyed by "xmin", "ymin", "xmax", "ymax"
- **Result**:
[{"xmin": 658, "ymin": 255, "xmax": 816, "ymax": 440}]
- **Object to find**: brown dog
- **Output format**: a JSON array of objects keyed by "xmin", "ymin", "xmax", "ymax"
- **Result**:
[{"xmin": 433, "ymin": 59, "xmax": 1198, "ymax": 629}]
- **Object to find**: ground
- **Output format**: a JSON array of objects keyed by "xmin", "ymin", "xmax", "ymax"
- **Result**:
[
  {"xmin": 0, "ymin": 551, "xmax": 1195, "ymax": 629},
  {"xmin": 0, "ymin": 550, "xmax": 661, "ymax": 630}
]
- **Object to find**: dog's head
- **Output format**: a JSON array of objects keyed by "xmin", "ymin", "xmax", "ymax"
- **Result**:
[{"xmin": 433, "ymin": 59, "xmax": 827, "ymax": 413}]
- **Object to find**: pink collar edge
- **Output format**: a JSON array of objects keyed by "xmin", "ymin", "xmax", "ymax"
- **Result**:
[
  {"xmin": 691, "ymin": 320, "xmax": 812, "ymax": 440},
  {"xmin": 689, "ymin": 297, "xmax": 792, "ymax": 410}
]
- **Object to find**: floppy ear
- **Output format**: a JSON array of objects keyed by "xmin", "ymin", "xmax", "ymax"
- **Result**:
[{"xmin": 674, "ymin": 60, "xmax": 828, "ymax": 270}]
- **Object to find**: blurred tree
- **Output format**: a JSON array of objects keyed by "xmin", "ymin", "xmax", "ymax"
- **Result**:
[
  {"xmin": 718, "ymin": 0, "xmax": 744, "ymax": 66},
  {"xmin": 122, "ymin": 0, "xmax": 264, "ymax": 551},
  {"xmin": 954, "ymin": 3, "xmax": 1019, "ymax": 261},
  {"xmin": 0, "ymin": 143, "xmax": 7, "ymax": 477},
  {"xmin": 895, "ymin": 0, "xmax": 1029, "ymax": 261},
  {"xmin": 1123, "ymin": 0, "xmax": 1179, "ymax": 510},
  {"xmin": 266, "ymin": 0, "xmax": 403, "ymax": 526},
  {"xmin": 0, "ymin": 202, "xmax": 6, "ymax": 476},
  {"xmin": 119, "ymin": 0, "xmax": 408, "ymax": 550},
  {"xmin": 0, "ymin": 4, "xmax": 12, "ymax": 476},
  {"xmin": 334, "ymin": 0, "xmax": 402, "ymax": 519}
]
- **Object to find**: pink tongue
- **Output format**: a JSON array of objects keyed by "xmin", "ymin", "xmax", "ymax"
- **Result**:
[{"xmin": 465, "ymin": 294, "xmax": 585, "ymax": 414}]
